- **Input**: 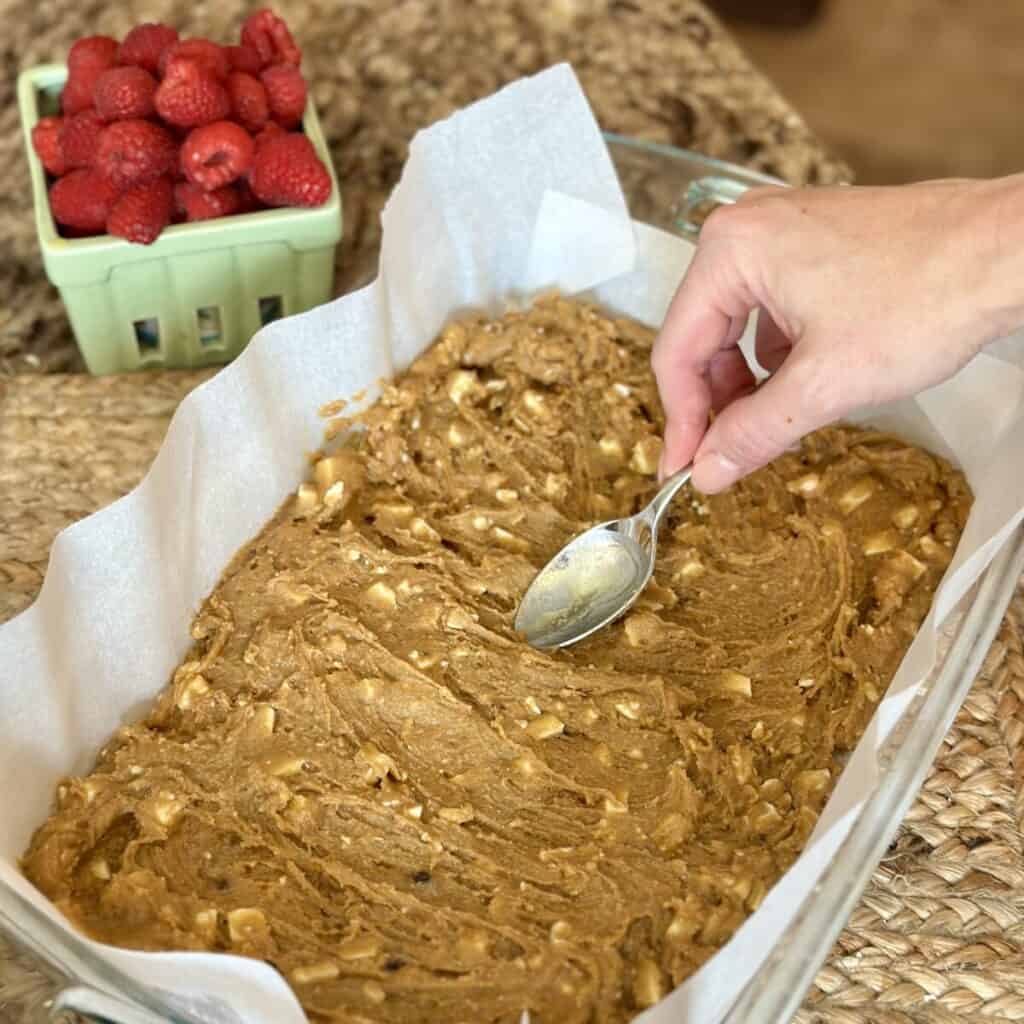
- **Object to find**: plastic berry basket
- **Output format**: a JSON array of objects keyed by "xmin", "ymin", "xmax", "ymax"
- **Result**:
[{"xmin": 17, "ymin": 63, "xmax": 343, "ymax": 375}]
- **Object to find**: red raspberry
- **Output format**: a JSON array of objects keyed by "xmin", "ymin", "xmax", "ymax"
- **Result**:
[
  {"xmin": 175, "ymin": 181, "xmax": 242, "ymax": 222},
  {"xmin": 67, "ymin": 36, "xmax": 118, "ymax": 74},
  {"xmin": 49, "ymin": 168, "xmax": 119, "ymax": 233},
  {"xmin": 59, "ymin": 109, "xmax": 105, "ymax": 169},
  {"xmin": 154, "ymin": 58, "xmax": 231, "ymax": 128},
  {"xmin": 159, "ymin": 38, "xmax": 230, "ymax": 80},
  {"xmin": 181, "ymin": 121, "xmax": 254, "ymax": 191},
  {"xmin": 225, "ymin": 44, "xmax": 263, "ymax": 75},
  {"xmin": 250, "ymin": 132, "xmax": 331, "ymax": 208},
  {"xmin": 118, "ymin": 23, "xmax": 179, "ymax": 75},
  {"xmin": 252, "ymin": 121, "xmax": 284, "ymax": 152},
  {"xmin": 97, "ymin": 119, "xmax": 177, "ymax": 190},
  {"xmin": 107, "ymin": 177, "xmax": 174, "ymax": 244},
  {"xmin": 260, "ymin": 64, "xmax": 306, "ymax": 128},
  {"xmin": 60, "ymin": 72, "xmax": 97, "ymax": 116},
  {"xmin": 227, "ymin": 71, "xmax": 269, "ymax": 132},
  {"xmin": 235, "ymin": 178, "xmax": 264, "ymax": 213},
  {"xmin": 241, "ymin": 10, "xmax": 301, "ymax": 67},
  {"xmin": 94, "ymin": 67, "xmax": 157, "ymax": 121},
  {"xmin": 62, "ymin": 36, "xmax": 118, "ymax": 115},
  {"xmin": 32, "ymin": 116, "xmax": 67, "ymax": 176}
]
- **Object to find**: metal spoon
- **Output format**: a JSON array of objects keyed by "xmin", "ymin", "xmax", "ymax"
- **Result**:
[{"xmin": 514, "ymin": 465, "xmax": 693, "ymax": 649}]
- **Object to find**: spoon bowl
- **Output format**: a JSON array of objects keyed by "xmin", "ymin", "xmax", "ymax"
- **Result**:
[{"xmin": 515, "ymin": 465, "xmax": 692, "ymax": 649}]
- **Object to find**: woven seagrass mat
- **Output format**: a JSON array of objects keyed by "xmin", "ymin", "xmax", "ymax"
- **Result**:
[{"xmin": 5, "ymin": 2, "xmax": 1021, "ymax": 1024}]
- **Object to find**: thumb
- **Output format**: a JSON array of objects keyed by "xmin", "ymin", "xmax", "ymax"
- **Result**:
[{"xmin": 690, "ymin": 353, "xmax": 845, "ymax": 494}]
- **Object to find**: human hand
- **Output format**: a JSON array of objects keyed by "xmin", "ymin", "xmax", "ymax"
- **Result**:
[{"xmin": 651, "ymin": 176, "xmax": 1024, "ymax": 493}]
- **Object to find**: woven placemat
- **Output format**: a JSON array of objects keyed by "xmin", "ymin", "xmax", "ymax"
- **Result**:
[
  {"xmin": 0, "ymin": 0, "xmax": 848, "ymax": 374},
  {"xmin": 4, "ymin": 375, "xmax": 1024, "ymax": 1024}
]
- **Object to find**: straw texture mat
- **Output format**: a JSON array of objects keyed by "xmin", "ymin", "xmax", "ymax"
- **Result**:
[{"xmin": 3, "ymin": 2, "xmax": 1021, "ymax": 1023}]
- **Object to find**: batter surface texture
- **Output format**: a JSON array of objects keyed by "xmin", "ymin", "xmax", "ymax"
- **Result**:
[{"xmin": 23, "ymin": 297, "xmax": 971, "ymax": 1023}]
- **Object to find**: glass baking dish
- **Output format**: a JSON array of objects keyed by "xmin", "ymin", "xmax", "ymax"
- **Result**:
[{"xmin": 2, "ymin": 135, "xmax": 1021, "ymax": 1024}]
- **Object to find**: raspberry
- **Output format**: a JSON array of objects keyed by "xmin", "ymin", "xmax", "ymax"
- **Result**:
[
  {"xmin": 175, "ymin": 181, "xmax": 242, "ymax": 222},
  {"xmin": 235, "ymin": 178, "xmax": 264, "ymax": 213},
  {"xmin": 32, "ymin": 117, "xmax": 67, "ymax": 176},
  {"xmin": 67, "ymin": 36, "xmax": 118, "ymax": 74},
  {"xmin": 107, "ymin": 177, "xmax": 174, "ymax": 244},
  {"xmin": 49, "ymin": 168, "xmax": 119, "ymax": 233},
  {"xmin": 241, "ymin": 9, "xmax": 301, "ymax": 67},
  {"xmin": 118, "ymin": 23, "xmax": 179, "ymax": 74},
  {"xmin": 154, "ymin": 58, "xmax": 231, "ymax": 128},
  {"xmin": 181, "ymin": 121, "xmax": 254, "ymax": 191},
  {"xmin": 60, "ymin": 72, "xmax": 98, "ymax": 116},
  {"xmin": 260, "ymin": 64, "xmax": 307, "ymax": 128},
  {"xmin": 97, "ymin": 119, "xmax": 177, "ymax": 190},
  {"xmin": 59, "ymin": 109, "xmax": 105, "ymax": 169},
  {"xmin": 225, "ymin": 44, "xmax": 263, "ymax": 75},
  {"xmin": 159, "ymin": 38, "xmax": 230, "ymax": 80},
  {"xmin": 250, "ymin": 132, "xmax": 331, "ymax": 208},
  {"xmin": 227, "ymin": 71, "xmax": 269, "ymax": 132},
  {"xmin": 94, "ymin": 67, "xmax": 157, "ymax": 121},
  {"xmin": 252, "ymin": 121, "xmax": 284, "ymax": 152}
]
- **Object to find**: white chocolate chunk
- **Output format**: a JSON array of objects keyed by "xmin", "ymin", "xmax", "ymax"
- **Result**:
[
  {"xmin": 365, "ymin": 582, "xmax": 397, "ymax": 611},
  {"xmin": 338, "ymin": 935, "xmax": 381, "ymax": 961},
  {"xmin": 446, "ymin": 369, "xmax": 478, "ymax": 405},
  {"xmin": 363, "ymin": 981, "xmax": 386, "ymax": 1004},
  {"xmin": 293, "ymin": 482, "xmax": 320, "ymax": 515},
  {"xmin": 598, "ymin": 437, "xmax": 625, "ymax": 462},
  {"xmin": 614, "ymin": 699, "xmax": 642, "ymax": 721},
  {"xmin": 194, "ymin": 909, "xmax": 218, "ymax": 942},
  {"xmin": 176, "ymin": 674, "xmax": 209, "ymax": 710},
  {"xmin": 447, "ymin": 422, "xmax": 471, "ymax": 447},
  {"xmin": 227, "ymin": 908, "xmax": 269, "ymax": 945},
  {"xmin": 630, "ymin": 436, "xmax": 662, "ymax": 476},
  {"xmin": 266, "ymin": 755, "xmax": 306, "ymax": 778},
  {"xmin": 149, "ymin": 791, "xmax": 184, "ymax": 827},
  {"xmin": 291, "ymin": 961, "xmax": 340, "ymax": 985},
  {"xmin": 793, "ymin": 769, "xmax": 831, "ymax": 803},
  {"xmin": 410, "ymin": 517, "xmax": 440, "ymax": 542},
  {"xmin": 89, "ymin": 858, "xmax": 111, "ymax": 880},
  {"xmin": 633, "ymin": 959, "xmax": 664, "ymax": 1008},
  {"xmin": 863, "ymin": 530, "xmax": 900, "ymax": 556},
  {"xmin": 525, "ymin": 713, "xmax": 565, "ymax": 740},
  {"xmin": 438, "ymin": 804, "xmax": 475, "ymax": 824},
  {"xmin": 522, "ymin": 390, "xmax": 546, "ymax": 416},
  {"xmin": 837, "ymin": 477, "xmax": 876, "ymax": 514},
  {"xmin": 892, "ymin": 504, "xmax": 920, "ymax": 529},
  {"xmin": 492, "ymin": 527, "xmax": 529, "ymax": 553},
  {"xmin": 719, "ymin": 670, "xmax": 752, "ymax": 697},
  {"xmin": 786, "ymin": 472, "xmax": 820, "ymax": 496}
]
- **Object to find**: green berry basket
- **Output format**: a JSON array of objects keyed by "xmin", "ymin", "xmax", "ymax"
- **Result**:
[{"xmin": 17, "ymin": 63, "xmax": 343, "ymax": 375}]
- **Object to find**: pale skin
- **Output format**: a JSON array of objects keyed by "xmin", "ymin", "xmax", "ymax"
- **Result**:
[{"xmin": 652, "ymin": 175, "xmax": 1024, "ymax": 493}]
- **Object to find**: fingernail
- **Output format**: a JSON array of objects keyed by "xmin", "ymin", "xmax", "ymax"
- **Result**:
[
  {"xmin": 692, "ymin": 452, "xmax": 740, "ymax": 494},
  {"xmin": 657, "ymin": 450, "xmax": 669, "ymax": 483}
]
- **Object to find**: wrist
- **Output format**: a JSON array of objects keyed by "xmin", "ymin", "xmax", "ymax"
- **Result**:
[{"xmin": 963, "ymin": 173, "xmax": 1024, "ymax": 342}]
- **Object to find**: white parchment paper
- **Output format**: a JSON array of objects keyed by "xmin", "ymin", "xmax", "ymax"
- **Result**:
[{"xmin": 3, "ymin": 64, "xmax": 1024, "ymax": 1024}]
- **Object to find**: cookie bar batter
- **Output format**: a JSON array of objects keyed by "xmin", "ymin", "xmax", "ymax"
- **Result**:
[{"xmin": 24, "ymin": 296, "xmax": 971, "ymax": 1023}]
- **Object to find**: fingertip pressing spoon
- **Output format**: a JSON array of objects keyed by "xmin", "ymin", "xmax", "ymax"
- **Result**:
[{"xmin": 514, "ymin": 465, "xmax": 693, "ymax": 649}]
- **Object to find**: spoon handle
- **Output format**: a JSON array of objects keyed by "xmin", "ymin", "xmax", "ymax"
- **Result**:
[{"xmin": 646, "ymin": 465, "xmax": 693, "ymax": 530}]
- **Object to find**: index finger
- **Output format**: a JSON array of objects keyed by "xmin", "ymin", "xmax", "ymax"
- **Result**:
[{"xmin": 651, "ymin": 247, "xmax": 757, "ymax": 478}]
